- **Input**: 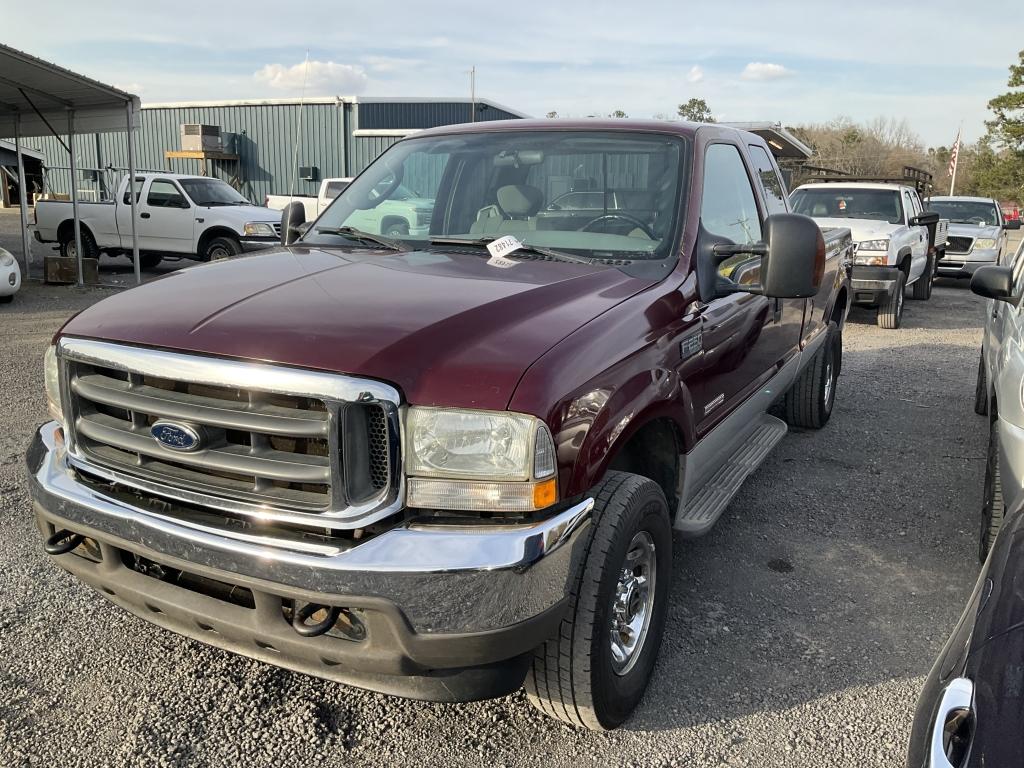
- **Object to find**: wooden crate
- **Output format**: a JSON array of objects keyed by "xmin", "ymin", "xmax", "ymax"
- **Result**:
[{"xmin": 44, "ymin": 256, "xmax": 99, "ymax": 285}]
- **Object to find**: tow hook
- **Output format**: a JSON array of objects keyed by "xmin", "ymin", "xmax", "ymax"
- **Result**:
[
  {"xmin": 44, "ymin": 529, "xmax": 84, "ymax": 555},
  {"xmin": 292, "ymin": 603, "xmax": 341, "ymax": 637}
]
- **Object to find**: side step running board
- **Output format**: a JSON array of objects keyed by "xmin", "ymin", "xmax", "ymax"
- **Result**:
[{"xmin": 675, "ymin": 414, "xmax": 788, "ymax": 538}]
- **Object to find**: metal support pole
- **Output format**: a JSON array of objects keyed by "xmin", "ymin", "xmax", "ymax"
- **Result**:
[
  {"xmin": 68, "ymin": 109, "xmax": 84, "ymax": 286},
  {"xmin": 14, "ymin": 114, "xmax": 31, "ymax": 278},
  {"xmin": 125, "ymin": 101, "xmax": 141, "ymax": 285}
]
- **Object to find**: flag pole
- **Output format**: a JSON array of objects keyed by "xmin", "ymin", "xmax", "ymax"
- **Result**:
[{"xmin": 949, "ymin": 124, "xmax": 962, "ymax": 196}]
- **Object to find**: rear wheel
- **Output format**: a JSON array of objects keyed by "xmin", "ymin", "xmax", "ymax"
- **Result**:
[
  {"xmin": 974, "ymin": 353, "xmax": 988, "ymax": 416},
  {"xmin": 911, "ymin": 255, "xmax": 934, "ymax": 300},
  {"xmin": 204, "ymin": 236, "xmax": 242, "ymax": 261},
  {"xmin": 59, "ymin": 228, "xmax": 98, "ymax": 261},
  {"xmin": 980, "ymin": 421, "xmax": 1005, "ymax": 562},
  {"xmin": 525, "ymin": 471, "xmax": 672, "ymax": 730},
  {"xmin": 878, "ymin": 271, "xmax": 906, "ymax": 329},
  {"xmin": 784, "ymin": 322, "xmax": 840, "ymax": 429}
]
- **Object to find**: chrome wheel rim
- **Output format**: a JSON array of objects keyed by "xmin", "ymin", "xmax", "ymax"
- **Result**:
[
  {"xmin": 824, "ymin": 356, "xmax": 834, "ymax": 407},
  {"xmin": 610, "ymin": 530, "xmax": 656, "ymax": 676},
  {"xmin": 65, "ymin": 240, "xmax": 76, "ymax": 258},
  {"xmin": 209, "ymin": 246, "xmax": 229, "ymax": 260}
]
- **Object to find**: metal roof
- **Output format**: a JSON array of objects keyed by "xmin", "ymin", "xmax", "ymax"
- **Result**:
[
  {"xmin": 0, "ymin": 43, "xmax": 140, "ymax": 137},
  {"xmin": 141, "ymin": 95, "xmax": 530, "ymax": 118},
  {"xmin": 0, "ymin": 139, "xmax": 43, "ymax": 161},
  {"xmin": 720, "ymin": 122, "xmax": 812, "ymax": 159}
]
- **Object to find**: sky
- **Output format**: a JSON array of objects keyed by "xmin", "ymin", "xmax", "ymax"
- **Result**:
[{"xmin": 3, "ymin": 0, "xmax": 1021, "ymax": 147}]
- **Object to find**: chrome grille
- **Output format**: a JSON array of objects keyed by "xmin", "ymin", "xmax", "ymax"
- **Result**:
[
  {"xmin": 947, "ymin": 236, "xmax": 974, "ymax": 254},
  {"xmin": 59, "ymin": 338, "xmax": 402, "ymax": 531},
  {"xmin": 271, "ymin": 222, "xmax": 282, "ymax": 237}
]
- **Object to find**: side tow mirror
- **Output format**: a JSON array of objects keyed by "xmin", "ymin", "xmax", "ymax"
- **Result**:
[
  {"xmin": 281, "ymin": 201, "xmax": 306, "ymax": 245},
  {"xmin": 1004, "ymin": 219, "xmax": 1021, "ymax": 231},
  {"xmin": 970, "ymin": 265, "xmax": 1015, "ymax": 302},
  {"xmin": 760, "ymin": 213, "xmax": 825, "ymax": 298}
]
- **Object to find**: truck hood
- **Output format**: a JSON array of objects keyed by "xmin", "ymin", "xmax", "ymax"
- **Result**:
[
  {"xmin": 947, "ymin": 222, "xmax": 1001, "ymax": 240},
  {"xmin": 61, "ymin": 246, "xmax": 652, "ymax": 410},
  {"xmin": 198, "ymin": 203, "xmax": 279, "ymax": 224},
  {"xmin": 811, "ymin": 217, "xmax": 900, "ymax": 243}
]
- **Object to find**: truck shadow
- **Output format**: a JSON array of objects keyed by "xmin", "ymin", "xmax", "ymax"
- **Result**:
[
  {"xmin": 624, "ymin": 339, "xmax": 986, "ymax": 733},
  {"xmin": 845, "ymin": 287, "xmax": 985, "ymax": 332}
]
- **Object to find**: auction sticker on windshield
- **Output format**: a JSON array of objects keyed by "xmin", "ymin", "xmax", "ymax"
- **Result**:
[{"xmin": 486, "ymin": 235, "xmax": 523, "ymax": 268}]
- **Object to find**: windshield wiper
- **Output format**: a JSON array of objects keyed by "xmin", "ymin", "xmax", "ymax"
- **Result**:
[
  {"xmin": 315, "ymin": 226, "xmax": 408, "ymax": 251},
  {"xmin": 429, "ymin": 236, "xmax": 590, "ymax": 265}
]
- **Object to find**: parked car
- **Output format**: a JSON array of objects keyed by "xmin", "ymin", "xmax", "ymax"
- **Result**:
[
  {"xmin": 265, "ymin": 177, "xmax": 353, "ymax": 220},
  {"xmin": 33, "ymin": 173, "xmax": 281, "ymax": 268},
  {"xmin": 907, "ymin": 496, "xmax": 1024, "ymax": 768},
  {"xmin": 969, "ymin": 237, "xmax": 1024, "ymax": 559},
  {"xmin": 28, "ymin": 120, "xmax": 851, "ymax": 730},
  {"xmin": 791, "ymin": 179, "xmax": 948, "ymax": 329},
  {"xmin": 0, "ymin": 246, "xmax": 21, "ymax": 303},
  {"xmin": 930, "ymin": 195, "xmax": 1019, "ymax": 279}
]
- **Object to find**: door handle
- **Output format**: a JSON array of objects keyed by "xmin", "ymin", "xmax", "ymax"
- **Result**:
[{"xmin": 140, "ymin": 212, "xmax": 151, "ymax": 219}]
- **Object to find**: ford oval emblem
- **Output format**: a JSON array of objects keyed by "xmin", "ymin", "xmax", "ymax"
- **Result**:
[{"xmin": 151, "ymin": 421, "xmax": 203, "ymax": 452}]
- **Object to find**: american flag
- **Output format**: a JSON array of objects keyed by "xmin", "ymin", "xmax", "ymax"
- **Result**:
[{"xmin": 948, "ymin": 130, "xmax": 961, "ymax": 178}]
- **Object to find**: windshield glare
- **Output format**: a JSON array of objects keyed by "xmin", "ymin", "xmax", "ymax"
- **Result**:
[
  {"xmin": 929, "ymin": 200, "xmax": 1000, "ymax": 226},
  {"xmin": 179, "ymin": 179, "xmax": 250, "ymax": 206},
  {"xmin": 791, "ymin": 188, "xmax": 904, "ymax": 225},
  {"xmin": 306, "ymin": 131, "xmax": 688, "ymax": 261}
]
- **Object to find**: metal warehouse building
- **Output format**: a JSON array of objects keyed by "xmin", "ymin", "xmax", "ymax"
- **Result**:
[{"xmin": 16, "ymin": 96, "xmax": 526, "ymax": 204}]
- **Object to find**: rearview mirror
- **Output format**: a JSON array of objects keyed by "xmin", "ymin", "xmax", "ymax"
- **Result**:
[
  {"xmin": 759, "ymin": 213, "xmax": 825, "ymax": 298},
  {"xmin": 1005, "ymin": 219, "xmax": 1021, "ymax": 231},
  {"xmin": 281, "ymin": 201, "xmax": 306, "ymax": 245},
  {"xmin": 970, "ymin": 265, "xmax": 1015, "ymax": 303},
  {"xmin": 910, "ymin": 212, "xmax": 940, "ymax": 227}
]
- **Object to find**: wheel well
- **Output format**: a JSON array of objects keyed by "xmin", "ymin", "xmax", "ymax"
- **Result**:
[
  {"xmin": 830, "ymin": 287, "xmax": 848, "ymax": 327},
  {"xmin": 606, "ymin": 418, "xmax": 681, "ymax": 512},
  {"xmin": 197, "ymin": 227, "xmax": 240, "ymax": 255},
  {"xmin": 899, "ymin": 250, "xmax": 912, "ymax": 274},
  {"xmin": 379, "ymin": 216, "xmax": 409, "ymax": 232},
  {"xmin": 57, "ymin": 219, "xmax": 94, "ymax": 244}
]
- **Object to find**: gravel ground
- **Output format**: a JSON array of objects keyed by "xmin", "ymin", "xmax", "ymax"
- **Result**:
[{"xmin": 2, "ymin": 222, "xmax": 1017, "ymax": 767}]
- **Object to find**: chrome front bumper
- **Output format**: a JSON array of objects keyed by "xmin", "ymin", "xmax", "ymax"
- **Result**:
[{"xmin": 27, "ymin": 421, "xmax": 593, "ymax": 636}]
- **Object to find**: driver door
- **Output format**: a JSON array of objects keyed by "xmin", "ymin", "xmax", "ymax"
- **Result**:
[{"xmin": 117, "ymin": 177, "xmax": 195, "ymax": 253}]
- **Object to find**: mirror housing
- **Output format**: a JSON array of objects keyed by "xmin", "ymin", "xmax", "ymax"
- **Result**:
[
  {"xmin": 1004, "ymin": 219, "xmax": 1021, "ymax": 231},
  {"xmin": 759, "ymin": 213, "xmax": 825, "ymax": 298},
  {"xmin": 910, "ymin": 211, "xmax": 940, "ymax": 227},
  {"xmin": 281, "ymin": 201, "xmax": 306, "ymax": 245},
  {"xmin": 970, "ymin": 265, "xmax": 1015, "ymax": 302}
]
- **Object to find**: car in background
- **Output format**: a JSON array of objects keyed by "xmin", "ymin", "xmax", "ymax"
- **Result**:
[
  {"xmin": 266, "ymin": 177, "xmax": 353, "ymax": 220},
  {"xmin": 969, "ymin": 237, "xmax": 1024, "ymax": 560},
  {"xmin": 0, "ymin": 246, "xmax": 21, "ymax": 303},
  {"xmin": 930, "ymin": 196, "xmax": 1019, "ymax": 280},
  {"xmin": 907, "ymin": 496, "xmax": 1024, "ymax": 768}
]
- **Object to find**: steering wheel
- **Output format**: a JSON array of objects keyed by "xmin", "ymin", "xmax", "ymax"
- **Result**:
[{"xmin": 579, "ymin": 213, "xmax": 655, "ymax": 239}]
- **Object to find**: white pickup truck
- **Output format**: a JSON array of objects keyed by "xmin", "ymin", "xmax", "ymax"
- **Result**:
[
  {"xmin": 265, "ymin": 177, "xmax": 353, "ymax": 220},
  {"xmin": 34, "ymin": 173, "xmax": 282, "ymax": 269},
  {"xmin": 266, "ymin": 176, "xmax": 434, "ymax": 237},
  {"xmin": 791, "ymin": 179, "xmax": 948, "ymax": 329}
]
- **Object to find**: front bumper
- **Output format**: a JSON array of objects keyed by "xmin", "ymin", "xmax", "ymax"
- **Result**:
[
  {"xmin": 851, "ymin": 264, "xmax": 901, "ymax": 305},
  {"xmin": 27, "ymin": 421, "xmax": 593, "ymax": 701},
  {"xmin": 937, "ymin": 251, "xmax": 998, "ymax": 278},
  {"xmin": 239, "ymin": 235, "xmax": 280, "ymax": 252}
]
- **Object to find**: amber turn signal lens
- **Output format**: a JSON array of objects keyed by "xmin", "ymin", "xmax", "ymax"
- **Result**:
[{"xmin": 533, "ymin": 478, "xmax": 558, "ymax": 509}]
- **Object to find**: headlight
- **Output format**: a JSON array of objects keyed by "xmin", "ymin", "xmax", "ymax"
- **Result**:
[
  {"xmin": 0, "ymin": 248, "xmax": 14, "ymax": 267},
  {"xmin": 44, "ymin": 345, "xmax": 64, "ymax": 424},
  {"xmin": 857, "ymin": 238, "xmax": 890, "ymax": 252},
  {"xmin": 243, "ymin": 222, "xmax": 276, "ymax": 237},
  {"xmin": 974, "ymin": 238, "xmax": 997, "ymax": 250},
  {"xmin": 854, "ymin": 254, "xmax": 888, "ymax": 266},
  {"xmin": 406, "ymin": 407, "xmax": 557, "ymax": 512}
]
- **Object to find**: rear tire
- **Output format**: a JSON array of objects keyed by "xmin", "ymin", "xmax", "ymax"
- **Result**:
[
  {"xmin": 974, "ymin": 353, "xmax": 988, "ymax": 416},
  {"xmin": 525, "ymin": 471, "xmax": 672, "ymax": 730},
  {"xmin": 784, "ymin": 322, "xmax": 840, "ymax": 430},
  {"xmin": 203, "ymin": 236, "xmax": 242, "ymax": 261},
  {"xmin": 877, "ymin": 271, "xmax": 906, "ymax": 329},
  {"xmin": 911, "ymin": 255, "xmax": 934, "ymax": 300},
  {"xmin": 59, "ymin": 228, "xmax": 98, "ymax": 261},
  {"xmin": 980, "ymin": 421, "xmax": 1005, "ymax": 562}
]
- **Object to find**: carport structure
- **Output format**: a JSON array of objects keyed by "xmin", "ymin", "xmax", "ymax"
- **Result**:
[{"xmin": 0, "ymin": 43, "xmax": 143, "ymax": 285}]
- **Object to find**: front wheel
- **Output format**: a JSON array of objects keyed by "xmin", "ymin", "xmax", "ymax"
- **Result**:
[
  {"xmin": 974, "ymin": 353, "xmax": 988, "ymax": 416},
  {"xmin": 525, "ymin": 471, "xmax": 672, "ymax": 730},
  {"xmin": 980, "ymin": 422, "xmax": 1005, "ymax": 562},
  {"xmin": 878, "ymin": 271, "xmax": 906, "ymax": 329},
  {"xmin": 784, "ymin": 322, "xmax": 840, "ymax": 429},
  {"xmin": 383, "ymin": 221, "xmax": 410, "ymax": 237},
  {"xmin": 204, "ymin": 236, "xmax": 242, "ymax": 261},
  {"xmin": 911, "ymin": 255, "xmax": 934, "ymax": 300}
]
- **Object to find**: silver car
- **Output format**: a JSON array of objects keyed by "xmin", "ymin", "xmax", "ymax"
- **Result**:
[
  {"xmin": 972, "ymin": 236, "xmax": 1024, "ymax": 560},
  {"xmin": 933, "ymin": 195, "xmax": 1020, "ymax": 279}
]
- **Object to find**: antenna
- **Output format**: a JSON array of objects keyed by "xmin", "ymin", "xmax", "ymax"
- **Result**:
[
  {"xmin": 468, "ymin": 66, "xmax": 476, "ymax": 122},
  {"xmin": 288, "ymin": 51, "xmax": 311, "ymax": 200}
]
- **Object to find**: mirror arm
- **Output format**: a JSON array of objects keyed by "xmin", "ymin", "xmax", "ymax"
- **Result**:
[{"xmin": 712, "ymin": 243, "xmax": 769, "ymax": 258}]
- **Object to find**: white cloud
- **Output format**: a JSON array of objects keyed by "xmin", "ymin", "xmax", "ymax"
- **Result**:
[
  {"xmin": 113, "ymin": 81, "xmax": 144, "ymax": 94},
  {"xmin": 254, "ymin": 60, "xmax": 367, "ymax": 93},
  {"xmin": 740, "ymin": 62, "xmax": 793, "ymax": 81},
  {"xmin": 686, "ymin": 65, "xmax": 704, "ymax": 84}
]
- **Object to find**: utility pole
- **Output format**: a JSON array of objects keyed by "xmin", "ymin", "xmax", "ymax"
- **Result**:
[{"xmin": 469, "ymin": 66, "xmax": 476, "ymax": 122}]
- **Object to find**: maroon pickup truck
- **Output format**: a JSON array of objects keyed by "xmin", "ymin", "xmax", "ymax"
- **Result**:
[{"xmin": 28, "ymin": 120, "xmax": 852, "ymax": 730}]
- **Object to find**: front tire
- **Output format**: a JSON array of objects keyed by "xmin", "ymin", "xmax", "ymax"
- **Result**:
[
  {"xmin": 974, "ymin": 353, "xmax": 988, "ymax": 416},
  {"xmin": 878, "ymin": 270, "xmax": 906, "ymax": 329},
  {"xmin": 525, "ymin": 471, "xmax": 672, "ymax": 730},
  {"xmin": 784, "ymin": 322, "xmax": 840, "ymax": 429},
  {"xmin": 204, "ymin": 236, "xmax": 242, "ymax": 261},
  {"xmin": 911, "ymin": 255, "xmax": 934, "ymax": 300},
  {"xmin": 980, "ymin": 421, "xmax": 1004, "ymax": 562},
  {"xmin": 383, "ymin": 221, "xmax": 410, "ymax": 237}
]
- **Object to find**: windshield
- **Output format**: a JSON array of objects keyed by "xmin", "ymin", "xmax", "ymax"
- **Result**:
[
  {"xmin": 791, "ymin": 188, "xmax": 904, "ymax": 225},
  {"xmin": 179, "ymin": 178, "xmax": 251, "ymax": 206},
  {"xmin": 305, "ymin": 130, "xmax": 688, "ymax": 261},
  {"xmin": 929, "ymin": 200, "xmax": 1000, "ymax": 226}
]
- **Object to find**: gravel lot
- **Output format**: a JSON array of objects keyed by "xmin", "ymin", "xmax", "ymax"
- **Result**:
[{"xmin": 2, "ymin": 208, "xmax": 1016, "ymax": 767}]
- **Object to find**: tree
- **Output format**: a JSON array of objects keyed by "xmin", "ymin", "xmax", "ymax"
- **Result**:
[
  {"xmin": 677, "ymin": 98, "xmax": 714, "ymax": 123},
  {"xmin": 987, "ymin": 49, "xmax": 1024, "ymax": 150},
  {"xmin": 545, "ymin": 111, "xmax": 559, "ymax": 119},
  {"xmin": 976, "ymin": 49, "xmax": 1024, "ymax": 200},
  {"xmin": 609, "ymin": 109, "xmax": 627, "ymax": 118}
]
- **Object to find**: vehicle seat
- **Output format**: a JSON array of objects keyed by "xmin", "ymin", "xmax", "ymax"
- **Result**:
[
  {"xmin": 470, "ymin": 185, "xmax": 544, "ymax": 234},
  {"xmin": 812, "ymin": 203, "xmax": 829, "ymax": 217}
]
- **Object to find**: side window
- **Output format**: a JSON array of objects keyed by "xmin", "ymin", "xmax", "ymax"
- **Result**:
[
  {"xmin": 701, "ymin": 144, "xmax": 762, "ymax": 245},
  {"xmin": 747, "ymin": 145, "xmax": 788, "ymax": 216},
  {"xmin": 904, "ymin": 191, "xmax": 919, "ymax": 220},
  {"xmin": 122, "ymin": 177, "xmax": 144, "ymax": 205},
  {"xmin": 147, "ymin": 180, "xmax": 187, "ymax": 208}
]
